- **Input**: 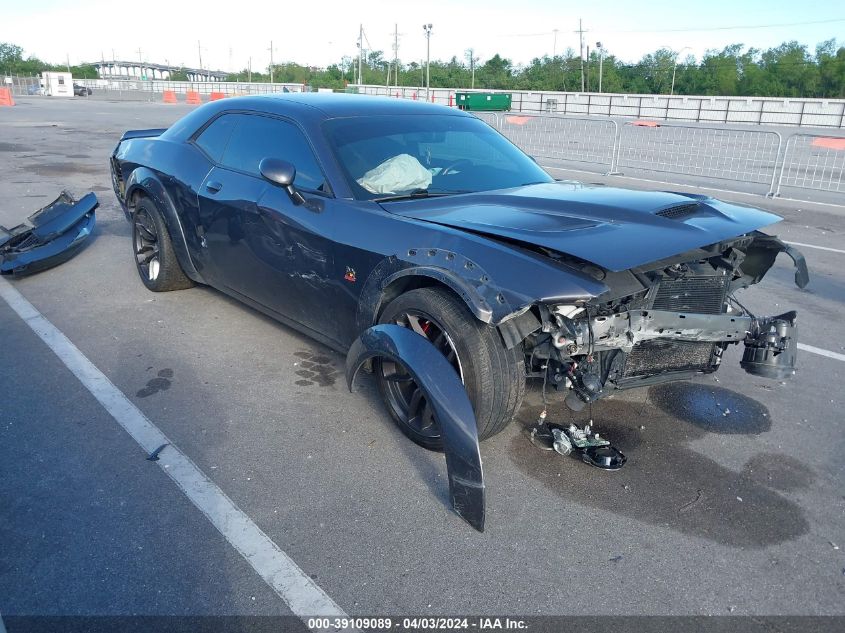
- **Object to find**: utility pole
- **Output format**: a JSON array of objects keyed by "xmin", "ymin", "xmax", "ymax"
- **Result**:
[
  {"xmin": 575, "ymin": 19, "xmax": 586, "ymax": 92},
  {"xmin": 586, "ymin": 44, "xmax": 590, "ymax": 92},
  {"xmin": 596, "ymin": 42, "xmax": 604, "ymax": 92},
  {"xmin": 357, "ymin": 24, "xmax": 363, "ymax": 85},
  {"xmin": 466, "ymin": 48, "xmax": 478, "ymax": 89},
  {"xmin": 197, "ymin": 40, "xmax": 203, "ymax": 71},
  {"xmin": 393, "ymin": 23, "xmax": 399, "ymax": 89},
  {"xmin": 423, "ymin": 23, "xmax": 432, "ymax": 100},
  {"xmin": 552, "ymin": 29, "xmax": 559, "ymax": 58},
  {"xmin": 248, "ymin": 57, "xmax": 252, "ymax": 82},
  {"xmin": 66, "ymin": 53, "xmax": 70, "ymax": 73},
  {"xmin": 268, "ymin": 41, "xmax": 276, "ymax": 84}
]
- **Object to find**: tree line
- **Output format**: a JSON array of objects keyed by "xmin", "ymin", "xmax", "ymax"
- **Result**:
[{"xmin": 3, "ymin": 39, "xmax": 844, "ymax": 98}]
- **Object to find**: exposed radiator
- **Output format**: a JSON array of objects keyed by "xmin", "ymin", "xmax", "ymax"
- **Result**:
[
  {"xmin": 622, "ymin": 340, "xmax": 717, "ymax": 377},
  {"xmin": 653, "ymin": 274, "xmax": 729, "ymax": 315}
]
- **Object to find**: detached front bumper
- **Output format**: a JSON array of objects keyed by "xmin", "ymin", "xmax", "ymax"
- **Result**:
[{"xmin": 0, "ymin": 192, "xmax": 98, "ymax": 276}]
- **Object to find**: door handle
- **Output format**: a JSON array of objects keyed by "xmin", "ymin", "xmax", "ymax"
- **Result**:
[{"xmin": 205, "ymin": 181, "xmax": 223, "ymax": 193}]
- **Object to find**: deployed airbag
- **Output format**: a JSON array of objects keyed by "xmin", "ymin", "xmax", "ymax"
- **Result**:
[{"xmin": 357, "ymin": 154, "xmax": 432, "ymax": 194}]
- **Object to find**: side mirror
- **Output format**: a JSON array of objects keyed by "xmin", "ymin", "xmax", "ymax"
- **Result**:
[{"xmin": 259, "ymin": 157, "xmax": 306, "ymax": 206}]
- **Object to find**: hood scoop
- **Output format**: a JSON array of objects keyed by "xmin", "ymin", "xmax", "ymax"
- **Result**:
[{"xmin": 656, "ymin": 203, "xmax": 701, "ymax": 220}]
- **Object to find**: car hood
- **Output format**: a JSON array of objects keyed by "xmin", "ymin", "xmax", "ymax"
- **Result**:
[{"xmin": 383, "ymin": 182, "xmax": 782, "ymax": 271}]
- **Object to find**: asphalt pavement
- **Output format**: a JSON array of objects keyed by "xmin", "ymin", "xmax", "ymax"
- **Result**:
[{"xmin": 1, "ymin": 97, "xmax": 844, "ymax": 628}]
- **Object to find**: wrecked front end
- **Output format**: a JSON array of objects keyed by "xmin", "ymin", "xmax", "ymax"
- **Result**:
[{"xmin": 518, "ymin": 231, "xmax": 807, "ymax": 409}]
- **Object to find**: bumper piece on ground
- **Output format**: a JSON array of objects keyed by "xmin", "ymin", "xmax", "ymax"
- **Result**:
[
  {"xmin": 346, "ymin": 324, "xmax": 486, "ymax": 532},
  {"xmin": 0, "ymin": 191, "xmax": 98, "ymax": 276}
]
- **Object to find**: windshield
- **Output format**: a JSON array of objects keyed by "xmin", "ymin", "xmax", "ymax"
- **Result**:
[{"xmin": 322, "ymin": 114, "xmax": 553, "ymax": 200}]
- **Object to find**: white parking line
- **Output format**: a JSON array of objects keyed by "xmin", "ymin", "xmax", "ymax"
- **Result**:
[
  {"xmin": 798, "ymin": 343, "xmax": 845, "ymax": 363},
  {"xmin": 784, "ymin": 241, "xmax": 845, "ymax": 255},
  {"xmin": 0, "ymin": 277, "xmax": 346, "ymax": 625}
]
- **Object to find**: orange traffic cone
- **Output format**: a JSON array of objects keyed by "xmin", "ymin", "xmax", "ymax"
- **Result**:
[
  {"xmin": 186, "ymin": 91, "xmax": 201, "ymax": 105},
  {"xmin": 0, "ymin": 88, "xmax": 15, "ymax": 106},
  {"xmin": 209, "ymin": 92, "xmax": 225, "ymax": 101},
  {"xmin": 163, "ymin": 90, "xmax": 177, "ymax": 104}
]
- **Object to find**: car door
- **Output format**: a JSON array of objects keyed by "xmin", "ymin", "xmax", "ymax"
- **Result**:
[
  {"xmin": 197, "ymin": 112, "xmax": 336, "ymax": 331},
  {"xmin": 193, "ymin": 112, "xmax": 266, "ymax": 290}
]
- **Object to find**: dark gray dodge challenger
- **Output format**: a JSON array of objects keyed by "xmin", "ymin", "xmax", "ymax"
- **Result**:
[{"xmin": 111, "ymin": 93, "xmax": 807, "ymax": 456}]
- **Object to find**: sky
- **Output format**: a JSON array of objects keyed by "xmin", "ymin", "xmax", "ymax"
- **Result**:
[{"xmin": 2, "ymin": 0, "xmax": 843, "ymax": 72}]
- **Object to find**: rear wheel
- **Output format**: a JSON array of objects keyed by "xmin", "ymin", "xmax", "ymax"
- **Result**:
[
  {"xmin": 132, "ymin": 198, "xmax": 194, "ymax": 292},
  {"xmin": 376, "ymin": 287, "xmax": 525, "ymax": 450}
]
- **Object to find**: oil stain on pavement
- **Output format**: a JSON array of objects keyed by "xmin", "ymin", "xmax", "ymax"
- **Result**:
[
  {"xmin": 508, "ymin": 382, "xmax": 812, "ymax": 548},
  {"xmin": 136, "ymin": 368, "xmax": 174, "ymax": 398}
]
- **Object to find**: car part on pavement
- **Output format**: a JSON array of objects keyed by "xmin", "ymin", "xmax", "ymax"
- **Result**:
[
  {"xmin": 346, "ymin": 324, "xmax": 486, "ymax": 532},
  {"xmin": 530, "ymin": 414, "xmax": 627, "ymax": 470},
  {"xmin": 0, "ymin": 191, "xmax": 98, "ymax": 276}
]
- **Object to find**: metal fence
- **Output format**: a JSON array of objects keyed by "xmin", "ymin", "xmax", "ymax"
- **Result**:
[
  {"xmin": 356, "ymin": 84, "xmax": 845, "ymax": 129},
  {"xmin": 775, "ymin": 134, "xmax": 845, "ymax": 195},
  {"xmin": 475, "ymin": 114, "xmax": 843, "ymax": 197},
  {"xmin": 616, "ymin": 123, "xmax": 782, "ymax": 190},
  {"xmin": 496, "ymin": 114, "xmax": 619, "ymax": 172}
]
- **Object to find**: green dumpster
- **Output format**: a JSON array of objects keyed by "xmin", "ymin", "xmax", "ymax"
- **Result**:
[{"xmin": 455, "ymin": 92, "xmax": 512, "ymax": 111}]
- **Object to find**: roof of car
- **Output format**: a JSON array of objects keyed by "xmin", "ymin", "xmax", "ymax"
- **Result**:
[{"xmin": 225, "ymin": 92, "xmax": 471, "ymax": 118}]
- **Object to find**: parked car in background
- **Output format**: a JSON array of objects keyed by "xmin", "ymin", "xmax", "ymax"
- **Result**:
[{"xmin": 73, "ymin": 83, "xmax": 92, "ymax": 96}]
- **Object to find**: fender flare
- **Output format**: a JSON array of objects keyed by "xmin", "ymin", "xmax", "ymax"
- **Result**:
[
  {"xmin": 125, "ymin": 168, "xmax": 205, "ymax": 284},
  {"xmin": 356, "ymin": 249, "xmax": 517, "ymax": 333},
  {"xmin": 346, "ymin": 324, "xmax": 485, "ymax": 531}
]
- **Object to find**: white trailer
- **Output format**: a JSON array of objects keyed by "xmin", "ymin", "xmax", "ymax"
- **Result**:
[{"xmin": 41, "ymin": 72, "xmax": 73, "ymax": 97}]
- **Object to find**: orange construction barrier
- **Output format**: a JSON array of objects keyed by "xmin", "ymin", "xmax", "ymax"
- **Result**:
[
  {"xmin": 162, "ymin": 90, "xmax": 177, "ymax": 104},
  {"xmin": 812, "ymin": 137, "xmax": 845, "ymax": 151},
  {"xmin": 449, "ymin": 94, "xmax": 454, "ymax": 107},
  {"xmin": 412, "ymin": 91, "xmax": 417, "ymax": 100},
  {"xmin": 631, "ymin": 120, "xmax": 659, "ymax": 127},
  {"xmin": 185, "ymin": 91, "xmax": 201, "ymax": 105},
  {"xmin": 504, "ymin": 115, "xmax": 532, "ymax": 126},
  {"xmin": 0, "ymin": 88, "xmax": 15, "ymax": 106},
  {"xmin": 209, "ymin": 92, "xmax": 226, "ymax": 101}
]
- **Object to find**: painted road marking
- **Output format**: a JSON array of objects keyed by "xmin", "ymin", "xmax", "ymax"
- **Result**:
[
  {"xmin": 798, "ymin": 343, "xmax": 845, "ymax": 363},
  {"xmin": 784, "ymin": 241, "xmax": 845, "ymax": 255},
  {"xmin": 0, "ymin": 277, "xmax": 346, "ymax": 625}
]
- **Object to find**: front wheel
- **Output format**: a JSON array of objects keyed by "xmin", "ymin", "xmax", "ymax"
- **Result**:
[
  {"xmin": 376, "ymin": 287, "xmax": 525, "ymax": 450},
  {"xmin": 132, "ymin": 198, "xmax": 194, "ymax": 292}
]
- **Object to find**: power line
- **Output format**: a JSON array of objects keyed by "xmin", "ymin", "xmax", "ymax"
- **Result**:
[
  {"xmin": 500, "ymin": 18, "xmax": 845, "ymax": 37},
  {"xmin": 607, "ymin": 18, "xmax": 845, "ymax": 33}
]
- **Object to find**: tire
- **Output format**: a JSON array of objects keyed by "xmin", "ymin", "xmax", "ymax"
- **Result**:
[
  {"xmin": 376, "ymin": 287, "xmax": 525, "ymax": 450},
  {"xmin": 131, "ymin": 198, "xmax": 194, "ymax": 292}
]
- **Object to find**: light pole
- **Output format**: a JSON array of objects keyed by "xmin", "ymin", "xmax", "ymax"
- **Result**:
[
  {"xmin": 595, "ymin": 42, "xmax": 605, "ymax": 92},
  {"xmin": 423, "ymin": 23, "xmax": 432, "ymax": 100},
  {"xmin": 670, "ymin": 46, "xmax": 692, "ymax": 96}
]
